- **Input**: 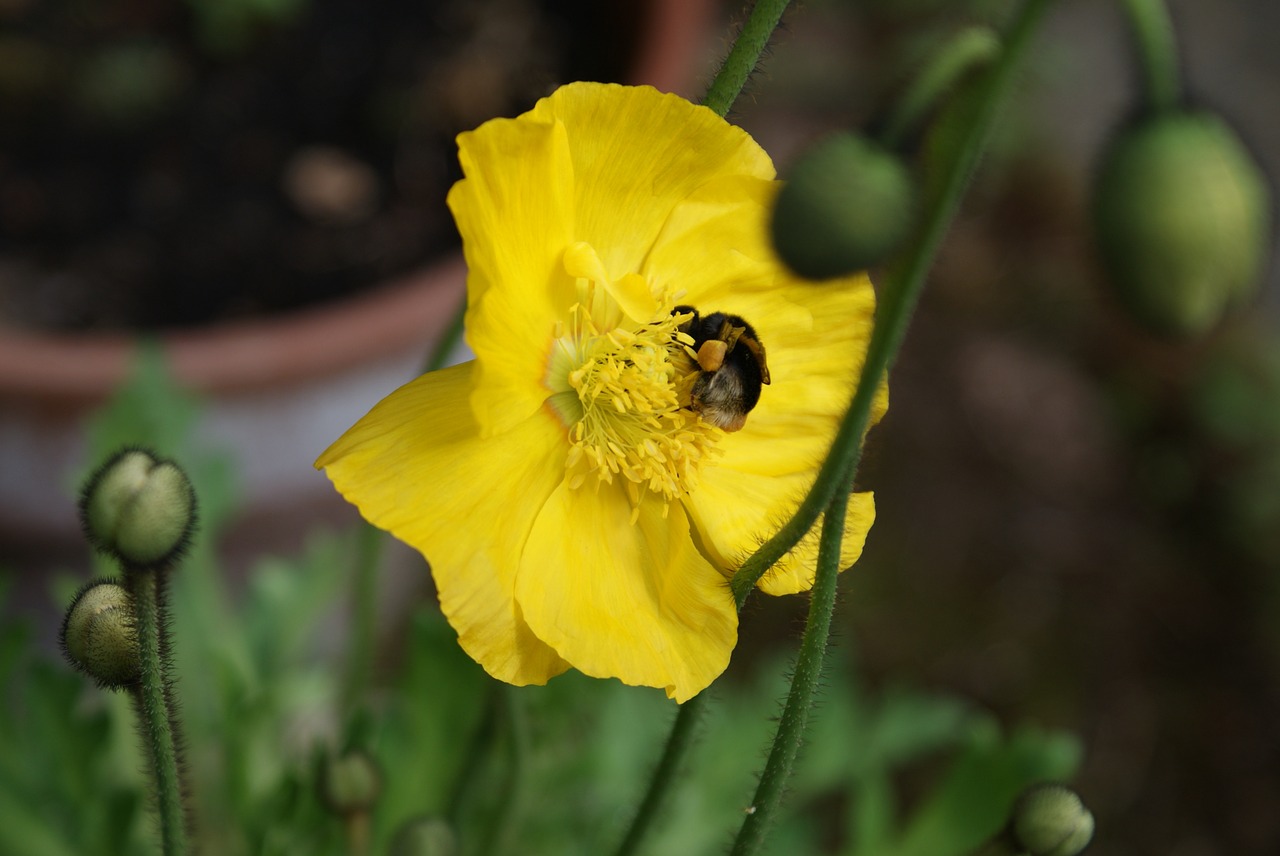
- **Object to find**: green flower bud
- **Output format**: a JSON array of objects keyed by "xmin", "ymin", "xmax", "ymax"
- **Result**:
[
  {"xmin": 1012, "ymin": 783, "xmax": 1095, "ymax": 856},
  {"xmin": 320, "ymin": 750, "xmax": 382, "ymax": 815},
  {"xmin": 772, "ymin": 132, "xmax": 917, "ymax": 280},
  {"xmin": 60, "ymin": 580, "xmax": 140, "ymax": 689},
  {"xmin": 389, "ymin": 816, "xmax": 459, "ymax": 856},
  {"xmin": 1093, "ymin": 110, "xmax": 1272, "ymax": 336},
  {"xmin": 80, "ymin": 448, "xmax": 197, "ymax": 569}
]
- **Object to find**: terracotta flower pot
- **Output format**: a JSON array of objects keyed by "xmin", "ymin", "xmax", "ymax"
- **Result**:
[{"xmin": 0, "ymin": 0, "xmax": 718, "ymax": 553}]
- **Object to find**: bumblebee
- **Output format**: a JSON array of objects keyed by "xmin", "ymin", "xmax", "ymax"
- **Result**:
[{"xmin": 672, "ymin": 305, "xmax": 771, "ymax": 432}]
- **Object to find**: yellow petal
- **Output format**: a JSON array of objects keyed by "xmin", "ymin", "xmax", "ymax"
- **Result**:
[
  {"xmin": 448, "ymin": 113, "xmax": 576, "ymax": 437},
  {"xmin": 642, "ymin": 174, "xmax": 786, "ymax": 307},
  {"xmin": 563, "ymin": 241, "xmax": 660, "ymax": 324},
  {"xmin": 316, "ymin": 362, "xmax": 571, "ymax": 686},
  {"xmin": 529, "ymin": 82, "xmax": 775, "ymax": 279},
  {"xmin": 448, "ymin": 83, "xmax": 778, "ymax": 437},
  {"xmin": 516, "ymin": 484, "xmax": 737, "ymax": 702}
]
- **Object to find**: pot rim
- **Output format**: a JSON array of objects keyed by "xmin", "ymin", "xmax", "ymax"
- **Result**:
[{"xmin": 0, "ymin": 256, "xmax": 467, "ymax": 404}]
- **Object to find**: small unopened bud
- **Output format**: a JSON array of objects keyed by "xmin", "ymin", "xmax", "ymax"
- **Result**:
[
  {"xmin": 80, "ymin": 449, "xmax": 197, "ymax": 569},
  {"xmin": 1093, "ymin": 110, "xmax": 1272, "ymax": 336},
  {"xmin": 389, "ymin": 816, "xmax": 459, "ymax": 856},
  {"xmin": 772, "ymin": 132, "xmax": 917, "ymax": 280},
  {"xmin": 60, "ymin": 580, "xmax": 140, "ymax": 689},
  {"xmin": 320, "ymin": 750, "xmax": 382, "ymax": 815},
  {"xmin": 1012, "ymin": 783, "xmax": 1094, "ymax": 856}
]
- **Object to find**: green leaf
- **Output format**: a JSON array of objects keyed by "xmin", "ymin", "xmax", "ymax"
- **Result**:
[
  {"xmin": 373, "ymin": 608, "xmax": 491, "ymax": 846},
  {"xmin": 872, "ymin": 725, "xmax": 1082, "ymax": 856},
  {"xmin": 83, "ymin": 340, "xmax": 198, "ymax": 465},
  {"xmin": 0, "ymin": 786, "xmax": 82, "ymax": 856}
]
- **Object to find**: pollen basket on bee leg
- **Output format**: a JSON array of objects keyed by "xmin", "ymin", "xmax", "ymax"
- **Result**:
[{"xmin": 696, "ymin": 339, "xmax": 728, "ymax": 373}]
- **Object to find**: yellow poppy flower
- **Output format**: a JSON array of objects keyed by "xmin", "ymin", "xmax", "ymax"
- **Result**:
[{"xmin": 316, "ymin": 82, "xmax": 885, "ymax": 702}]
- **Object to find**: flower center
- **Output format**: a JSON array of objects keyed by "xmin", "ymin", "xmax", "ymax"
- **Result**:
[{"xmin": 545, "ymin": 248, "xmax": 721, "ymax": 516}]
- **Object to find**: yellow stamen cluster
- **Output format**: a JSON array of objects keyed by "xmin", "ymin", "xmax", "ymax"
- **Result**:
[{"xmin": 554, "ymin": 303, "xmax": 720, "ymax": 519}]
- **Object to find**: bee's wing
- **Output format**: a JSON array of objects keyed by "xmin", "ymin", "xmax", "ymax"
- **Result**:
[{"xmin": 741, "ymin": 335, "xmax": 770, "ymax": 385}]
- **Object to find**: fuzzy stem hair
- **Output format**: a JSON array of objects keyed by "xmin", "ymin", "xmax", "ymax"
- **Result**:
[
  {"xmin": 702, "ymin": 0, "xmax": 793, "ymax": 118},
  {"xmin": 127, "ymin": 565, "xmax": 190, "ymax": 856}
]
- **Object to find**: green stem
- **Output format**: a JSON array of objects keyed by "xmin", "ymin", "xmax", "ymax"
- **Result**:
[
  {"xmin": 727, "ymin": 353, "xmax": 872, "ymax": 607},
  {"xmin": 446, "ymin": 683, "xmax": 501, "ymax": 826},
  {"xmin": 611, "ymin": 3, "xmax": 1052, "ymax": 852},
  {"xmin": 730, "ymin": 0, "xmax": 1055, "ymax": 607},
  {"xmin": 478, "ymin": 688, "xmax": 530, "ymax": 856},
  {"xmin": 424, "ymin": 296, "xmax": 468, "ymax": 375},
  {"xmin": 612, "ymin": 692, "xmax": 709, "ymax": 856},
  {"xmin": 724, "ymin": 2, "xmax": 1056, "ymax": 850},
  {"xmin": 343, "ymin": 296, "xmax": 466, "ymax": 710},
  {"xmin": 345, "ymin": 811, "xmax": 372, "ymax": 856},
  {"xmin": 701, "ymin": 0, "xmax": 794, "ymax": 118},
  {"xmin": 345, "ymin": 523, "xmax": 383, "ymax": 709},
  {"xmin": 128, "ymin": 568, "xmax": 188, "ymax": 856},
  {"xmin": 603, "ymin": 7, "xmax": 795, "ymax": 850},
  {"xmin": 1120, "ymin": 0, "xmax": 1181, "ymax": 113},
  {"xmin": 878, "ymin": 26, "xmax": 1001, "ymax": 151},
  {"xmin": 729, "ymin": 481, "xmax": 850, "ymax": 856}
]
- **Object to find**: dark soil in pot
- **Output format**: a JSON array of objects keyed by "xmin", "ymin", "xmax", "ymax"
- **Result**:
[{"xmin": 0, "ymin": 0, "xmax": 648, "ymax": 331}]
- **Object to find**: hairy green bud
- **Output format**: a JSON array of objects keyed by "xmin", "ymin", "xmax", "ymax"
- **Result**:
[
  {"xmin": 1012, "ymin": 783, "xmax": 1095, "ymax": 856},
  {"xmin": 771, "ymin": 132, "xmax": 916, "ymax": 280},
  {"xmin": 389, "ymin": 816, "xmax": 459, "ymax": 856},
  {"xmin": 320, "ymin": 750, "xmax": 382, "ymax": 815},
  {"xmin": 80, "ymin": 448, "xmax": 197, "ymax": 569},
  {"xmin": 1093, "ymin": 110, "xmax": 1272, "ymax": 336},
  {"xmin": 60, "ymin": 580, "xmax": 140, "ymax": 689}
]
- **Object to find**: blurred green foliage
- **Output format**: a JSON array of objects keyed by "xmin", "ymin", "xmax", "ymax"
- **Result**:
[
  {"xmin": 0, "ymin": 340, "xmax": 1080, "ymax": 854},
  {"xmin": 181, "ymin": 0, "xmax": 310, "ymax": 56},
  {"xmin": 1190, "ymin": 327, "xmax": 1280, "ymax": 563}
]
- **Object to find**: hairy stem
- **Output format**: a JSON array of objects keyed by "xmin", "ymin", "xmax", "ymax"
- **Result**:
[
  {"xmin": 129, "ymin": 568, "xmax": 188, "ymax": 856},
  {"xmin": 729, "ymin": 480, "xmax": 850, "ymax": 856},
  {"xmin": 611, "ymin": 4, "xmax": 797, "ymax": 850},
  {"xmin": 731, "ymin": 0, "xmax": 1056, "ymax": 605},
  {"xmin": 702, "ymin": 0, "xmax": 794, "ymax": 118},
  {"xmin": 612, "ymin": 692, "xmax": 708, "ymax": 856},
  {"xmin": 727, "ymin": 0, "xmax": 1057, "ymax": 850}
]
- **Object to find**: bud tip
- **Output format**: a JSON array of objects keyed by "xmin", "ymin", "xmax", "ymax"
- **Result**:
[{"xmin": 79, "ymin": 448, "xmax": 197, "ymax": 569}]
